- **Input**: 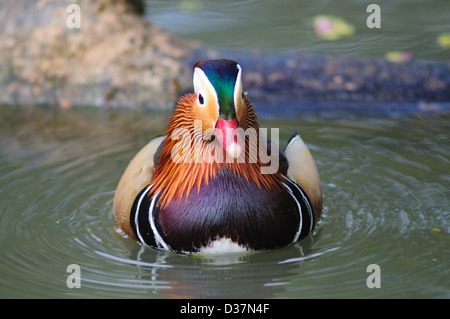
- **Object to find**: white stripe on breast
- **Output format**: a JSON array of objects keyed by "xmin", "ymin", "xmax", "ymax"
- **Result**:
[
  {"xmin": 134, "ymin": 185, "xmax": 153, "ymax": 245},
  {"xmin": 148, "ymin": 190, "xmax": 171, "ymax": 251},
  {"xmin": 283, "ymin": 176, "xmax": 314, "ymax": 234},
  {"xmin": 281, "ymin": 181, "xmax": 303, "ymax": 244}
]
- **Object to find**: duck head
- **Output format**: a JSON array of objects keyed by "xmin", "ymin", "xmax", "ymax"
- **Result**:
[
  {"xmin": 150, "ymin": 59, "xmax": 282, "ymax": 208},
  {"xmin": 192, "ymin": 59, "xmax": 245, "ymax": 159}
]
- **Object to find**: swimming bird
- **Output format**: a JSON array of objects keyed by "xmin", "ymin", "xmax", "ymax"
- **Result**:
[{"xmin": 113, "ymin": 59, "xmax": 322, "ymax": 253}]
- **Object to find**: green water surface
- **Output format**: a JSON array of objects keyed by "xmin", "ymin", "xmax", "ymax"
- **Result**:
[
  {"xmin": 0, "ymin": 106, "xmax": 448, "ymax": 298},
  {"xmin": 0, "ymin": 0, "xmax": 449, "ymax": 299}
]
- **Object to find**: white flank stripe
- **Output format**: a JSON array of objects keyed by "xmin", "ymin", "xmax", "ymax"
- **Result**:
[
  {"xmin": 283, "ymin": 176, "xmax": 314, "ymax": 233},
  {"xmin": 148, "ymin": 191, "xmax": 170, "ymax": 251},
  {"xmin": 281, "ymin": 181, "xmax": 303, "ymax": 243},
  {"xmin": 134, "ymin": 185, "xmax": 153, "ymax": 245}
]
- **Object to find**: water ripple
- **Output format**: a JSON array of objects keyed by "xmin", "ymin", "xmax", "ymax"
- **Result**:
[{"xmin": 1, "ymin": 113, "xmax": 448, "ymax": 298}]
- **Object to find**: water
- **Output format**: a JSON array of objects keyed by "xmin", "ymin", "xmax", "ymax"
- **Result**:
[
  {"xmin": 1, "ymin": 0, "xmax": 449, "ymax": 299},
  {"xmin": 145, "ymin": 0, "xmax": 450, "ymax": 61},
  {"xmin": 0, "ymin": 106, "xmax": 448, "ymax": 298}
]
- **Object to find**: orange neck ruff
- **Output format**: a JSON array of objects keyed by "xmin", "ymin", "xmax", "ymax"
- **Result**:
[{"xmin": 150, "ymin": 94, "xmax": 284, "ymax": 208}]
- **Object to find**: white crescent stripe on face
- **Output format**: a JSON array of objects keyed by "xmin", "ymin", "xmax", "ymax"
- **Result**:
[
  {"xmin": 233, "ymin": 64, "xmax": 242, "ymax": 112},
  {"xmin": 193, "ymin": 67, "xmax": 219, "ymax": 111},
  {"xmin": 193, "ymin": 65, "xmax": 241, "ymax": 117}
]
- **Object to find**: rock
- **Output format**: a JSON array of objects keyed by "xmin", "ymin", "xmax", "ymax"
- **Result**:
[
  {"xmin": 0, "ymin": 0, "xmax": 192, "ymax": 109},
  {"xmin": 0, "ymin": 0, "xmax": 448, "ymax": 116}
]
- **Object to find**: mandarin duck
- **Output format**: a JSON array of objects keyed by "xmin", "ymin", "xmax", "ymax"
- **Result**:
[{"xmin": 113, "ymin": 59, "xmax": 322, "ymax": 254}]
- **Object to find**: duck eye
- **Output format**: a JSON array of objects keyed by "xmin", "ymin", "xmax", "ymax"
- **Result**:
[{"xmin": 198, "ymin": 93, "xmax": 204, "ymax": 105}]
